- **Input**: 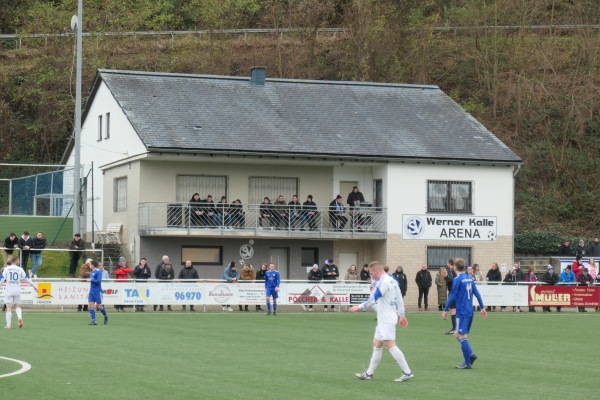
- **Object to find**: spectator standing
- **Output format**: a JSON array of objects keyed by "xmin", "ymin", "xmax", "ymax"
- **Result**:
[
  {"xmin": 288, "ymin": 195, "xmax": 302, "ymax": 230},
  {"xmin": 133, "ymin": 257, "xmax": 151, "ymax": 312},
  {"xmin": 577, "ymin": 268, "xmax": 593, "ymax": 312},
  {"xmin": 77, "ymin": 258, "xmax": 93, "ymax": 312},
  {"xmin": 360, "ymin": 264, "xmax": 371, "ymax": 282},
  {"xmin": 221, "ymin": 261, "xmax": 239, "ymax": 312},
  {"xmin": 442, "ymin": 258, "xmax": 487, "ymax": 369},
  {"xmin": 542, "ymin": 265, "xmax": 559, "ymax": 312},
  {"xmin": 485, "ymin": 262, "xmax": 502, "ymax": 311},
  {"xmin": 572, "ymin": 255, "xmax": 584, "ymax": 281},
  {"xmin": 114, "ymin": 257, "xmax": 131, "ymax": 311},
  {"xmin": 265, "ymin": 263, "xmax": 281, "ymax": 315},
  {"xmin": 473, "ymin": 264, "xmax": 484, "ymax": 282},
  {"xmin": 154, "ymin": 255, "xmax": 170, "ymax": 311},
  {"xmin": 392, "ymin": 266, "xmax": 408, "ymax": 298},
  {"xmin": 415, "ymin": 264, "xmax": 432, "ymax": 311},
  {"xmin": 2, "ymin": 232, "xmax": 19, "ymax": 266},
  {"xmin": 347, "ymin": 186, "xmax": 366, "ymax": 230},
  {"xmin": 255, "ymin": 263, "xmax": 267, "ymax": 311},
  {"xmin": 512, "ymin": 263, "xmax": 524, "ymax": 312},
  {"xmin": 588, "ymin": 238, "xmax": 600, "ymax": 257},
  {"xmin": 68, "ymin": 233, "xmax": 85, "ymax": 277},
  {"xmin": 29, "ymin": 231, "xmax": 47, "ymax": 278},
  {"xmin": 435, "ymin": 267, "xmax": 448, "ymax": 311},
  {"xmin": 238, "ymin": 263, "xmax": 256, "ymax": 311},
  {"xmin": 575, "ymin": 240, "xmax": 586, "ymax": 258},
  {"xmin": 157, "ymin": 263, "xmax": 175, "ymax": 311},
  {"xmin": 502, "ymin": 267, "xmax": 517, "ymax": 312},
  {"xmin": 585, "ymin": 258, "xmax": 597, "ymax": 281},
  {"xmin": 230, "ymin": 199, "xmax": 245, "ymax": 228},
  {"xmin": 259, "ymin": 197, "xmax": 274, "ymax": 229},
  {"xmin": 558, "ymin": 240, "xmax": 572, "ymax": 256},
  {"xmin": 525, "ymin": 267, "xmax": 539, "ymax": 312},
  {"xmin": 329, "ymin": 195, "xmax": 348, "ymax": 231},
  {"xmin": 17, "ymin": 231, "xmax": 32, "ymax": 276},
  {"xmin": 321, "ymin": 258, "xmax": 339, "ymax": 311},
  {"xmin": 345, "ymin": 264, "xmax": 359, "ymax": 281},
  {"xmin": 179, "ymin": 260, "xmax": 199, "ymax": 311},
  {"xmin": 188, "ymin": 193, "xmax": 204, "ymax": 227},
  {"xmin": 306, "ymin": 264, "xmax": 322, "ymax": 311},
  {"xmin": 301, "ymin": 195, "xmax": 318, "ymax": 231},
  {"xmin": 99, "ymin": 263, "xmax": 110, "ymax": 280},
  {"xmin": 445, "ymin": 258, "xmax": 458, "ymax": 333},
  {"xmin": 1, "ymin": 256, "xmax": 37, "ymax": 329}
]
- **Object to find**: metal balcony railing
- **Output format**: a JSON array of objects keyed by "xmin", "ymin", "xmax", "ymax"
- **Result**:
[{"xmin": 138, "ymin": 202, "xmax": 387, "ymax": 238}]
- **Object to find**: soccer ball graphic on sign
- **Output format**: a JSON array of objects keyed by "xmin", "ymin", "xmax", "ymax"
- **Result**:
[{"xmin": 487, "ymin": 231, "xmax": 496, "ymax": 241}]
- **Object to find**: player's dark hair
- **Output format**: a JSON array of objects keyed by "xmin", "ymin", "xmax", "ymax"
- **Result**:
[
  {"xmin": 448, "ymin": 258, "xmax": 454, "ymax": 266},
  {"xmin": 91, "ymin": 260, "xmax": 99, "ymax": 268}
]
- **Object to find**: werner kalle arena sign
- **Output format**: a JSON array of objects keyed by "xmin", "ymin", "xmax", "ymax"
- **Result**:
[{"xmin": 402, "ymin": 215, "xmax": 497, "ymax": 241}]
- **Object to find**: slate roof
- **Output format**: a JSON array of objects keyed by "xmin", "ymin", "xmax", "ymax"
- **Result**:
[{"xmin": 84, "ymin": 69, "xmax": 521, "ymax": 164}]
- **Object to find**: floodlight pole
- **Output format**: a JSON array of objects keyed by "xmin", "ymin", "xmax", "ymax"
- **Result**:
[{"xmin": 73, "ymin": 0, "xmax": 83, "ymax": 235}]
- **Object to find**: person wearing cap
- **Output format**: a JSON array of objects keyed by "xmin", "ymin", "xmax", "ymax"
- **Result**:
[
  {"xmin": 77, "ymin": 258, "xmax": 94, "ymax": 312},
  {"xmin": 542, "ymin": 265, "xmax": 559, "ymax": 312},
  {"xmin": 68, "ymin": 233, "xmax": 85, "ymax": 278},
  {"xmin": 305, "ymin": 264, "xmax": 322, "ymax": 311},
  {"xmin": 321, "ymin": 258, "xmax": 339, "ymax": 311},
  {"xmin": 577, "ymin": 267, "xmax": 594, "ymax": 312},
  {"xmin": 114, "ymin": 256, "xmax": 131, "ymax": 311},
  {"xmin": 329, "ymin": 195, "xmax": 348, "ymax": 231}
]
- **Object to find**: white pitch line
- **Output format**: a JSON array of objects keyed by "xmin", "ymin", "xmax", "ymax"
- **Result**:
[{"xmin": 0, "ymin": 356, "xmax": 32, "ymax": 378}]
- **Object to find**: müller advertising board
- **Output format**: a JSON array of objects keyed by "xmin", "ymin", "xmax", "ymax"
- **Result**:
[{"xmin": 402, "ymin": 215, "xmax": 497, "ymax": 241}]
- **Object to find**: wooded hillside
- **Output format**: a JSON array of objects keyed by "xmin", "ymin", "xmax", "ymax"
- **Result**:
[{"xmin": 1, "ymin": 0, "xmax": 599, "ymax": 236}]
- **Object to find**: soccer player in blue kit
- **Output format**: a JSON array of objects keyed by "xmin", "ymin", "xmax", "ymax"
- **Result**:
[
  {"xmin": 87, "ymin": 260, "xmax": 108, "ymax": 325},
  {"xmin": 265, "ymin": 263, "xmax": 280, "ymax": 316},
  {"xmin": 442, "ymin": 258, "xmax": 487, "ymax": 369}
]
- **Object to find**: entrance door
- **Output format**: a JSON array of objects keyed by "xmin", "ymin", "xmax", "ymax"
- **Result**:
[
  {"xmin": 338, "ymin": 252, "xmax": 358, "ymax": 275},
  {"xmin": 270, "ymin": 248, "xmax": 289, "ymax": 279}
]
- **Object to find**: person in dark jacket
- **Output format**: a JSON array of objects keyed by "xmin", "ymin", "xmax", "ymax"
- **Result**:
[
  {"xmin": 485, "ymin": 262, "xmax": 502, "ymax": 312},
  {"xmin": 577, "ymin": 267, "xmax": 594, "ymax": 312},
  {"xmin": 216, "ymin": 196, "xmax": 232, "ymax": 227},
  {"xmin": 306, "ymin": 264, "xmax": 322, "ymax": 311},
  {"xmin": 288, "ymin": 195, "xmax": 302, "ymax": 230},
  {"xmin": 68, "ymin": 233, "xmax": 85, "ymax": 277},
  {"xmin": 202, "ymin": 195, "xmax": 217, "ymax": 227},
  {"xmin": 321, "ymin": 258, "xmax": 339, "ymax": 311},
  {"xmin": 415, "ymin": 264, "xmax": 432, "ymax": 311},
  {"xmin": 29, "ymin": 231, "xmax": 47, "ymax": 278},
  {"xmin": 301, "ymin": 195, "xmax": 319, "ymax": 231},
  {"xmin": 188, "ymin": 193, "xmax": 204, "ymax": 227},
  {"xmin": 158, "ymin": 263, "xmax": 175, "ymax": 311},
  {"xmin": 254, "ymin": 264, "xmax": 267, "ymax": 311},
  {"xmin": 588, "ymin": 237, "xmax": 600, "ymax": 257},
  {"xmin": 558, "ymin": 240, "xmax": 572, "ymax": 256},
  {"xmin": 18, "ymin": 231, "xmax": 33, "ymax": 276},
  {"xmin": 230, "ymin": 199, "xmax": 245, "ymax": 228},
  {"xmin": 346, "ymin": 186, "xmax": 366, "ymax": 229},
  {"xmin": 133, "ymin": 257, "xmax": 151, "ymax": 311},
  {"xmin": 154, "ymin": 255, "xmax": 170, "ymax": 311},
  {"xmin": 259, "ymin": 197, "xmax": 274, "ymax": 229},
  {"xmin": 360, "ymin": 264, "xmax": 370, "ymax": 282},
  {"xmin": 444, "ymin": 258, "xmax": 458, "ymax": 334},
  {"xmin": 542, "ymin": 265, "xmax": 559, "ymax": 312},
  {"xmin": 392, "ymin": 266, "xmax": 408, "ymax": 298},
  {"xmin": 179, "ymin": 260, "xmax": 200, "ymax": 311},
  {"xmin": 2, "ymin": 232, "xmax": 19, "ymax": 266}
]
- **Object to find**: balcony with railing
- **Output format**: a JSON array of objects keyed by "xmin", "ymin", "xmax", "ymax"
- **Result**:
[{"xmin": 138, "ymin": 203, "xmax": 387, "ymax": 239}]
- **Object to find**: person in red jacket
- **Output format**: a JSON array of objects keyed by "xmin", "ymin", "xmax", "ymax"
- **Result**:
[
  {"xmin": 572, "ymin": 254, "xmax": 584, "ymax": 282},
  {"xmin": 114, "ymin": 256, "xmax": 131, "ymax": 311}
]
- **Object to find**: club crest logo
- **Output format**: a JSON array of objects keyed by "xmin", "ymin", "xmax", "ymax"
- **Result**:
[{"xmin": 404, "ymin": 216, "xmax": 425, "ymax": 238}]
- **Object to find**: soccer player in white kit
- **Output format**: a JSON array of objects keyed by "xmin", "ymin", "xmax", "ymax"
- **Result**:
[
  {"xmin": 1, "ymin": 256, "xmax": 38, "ymax": 329},
  {"xmin": 351, "ymin": 261, "xmax": 414, "ymax": 382}
]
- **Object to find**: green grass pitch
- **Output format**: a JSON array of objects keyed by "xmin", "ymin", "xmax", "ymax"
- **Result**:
[{"xmin": 1, "ymin": 309, "xmax": 597, "ymax": 399}]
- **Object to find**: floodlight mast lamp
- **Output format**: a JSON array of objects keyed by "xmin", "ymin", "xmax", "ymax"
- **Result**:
[{"xmin": 72, "ymin": 0, "xmax": 83, "ymax": 236}]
